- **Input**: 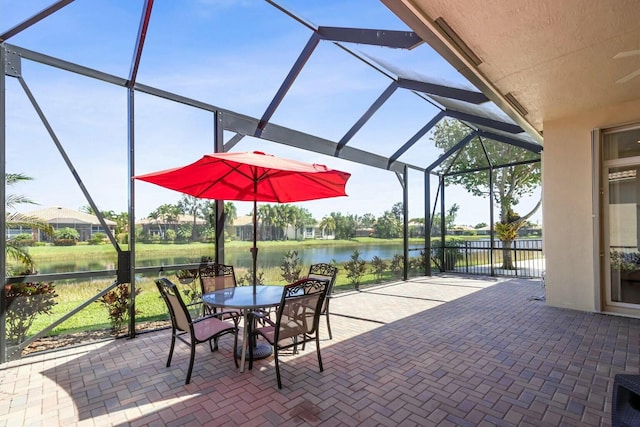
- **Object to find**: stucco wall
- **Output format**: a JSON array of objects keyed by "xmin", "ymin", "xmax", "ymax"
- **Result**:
[{"xmin": 543, "ymin": 98, "xmax": 640, "ymax": 312}]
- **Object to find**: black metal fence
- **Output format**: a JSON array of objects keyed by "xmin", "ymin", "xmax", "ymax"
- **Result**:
[{"xmin": 431, "ymin": 239, "xmax": 544, "ymax": 278}]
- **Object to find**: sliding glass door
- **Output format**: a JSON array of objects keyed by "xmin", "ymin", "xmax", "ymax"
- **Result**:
[{"xmin": 602, "ymin": 125, "xmax": 640, "ymax": 308}]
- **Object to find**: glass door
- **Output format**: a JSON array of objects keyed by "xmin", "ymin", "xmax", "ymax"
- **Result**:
[
  {"xmin": 605, "ymin": 165, "xmax": 640, "ymax": 304},
  {"xmin": 602, "ymin": 125, "xmax": 640, "ymax": 308}
]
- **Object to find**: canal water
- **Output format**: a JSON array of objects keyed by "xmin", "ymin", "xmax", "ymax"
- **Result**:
[{"xmin": 33, "ymin": 242, "xmax": 426, "ymax": 274}]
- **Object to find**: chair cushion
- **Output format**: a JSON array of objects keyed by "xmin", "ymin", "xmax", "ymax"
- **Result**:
[
  {"xmin": 193, "ymin": 316, "xmax": 235, "ymax": 341},
  {"xmin": 255, "ymin": 325, "xmax": 276, "ymax": 344},
  {"xmin": 255, "ymin": 319, "xmax": 302, "ymax": 344}
]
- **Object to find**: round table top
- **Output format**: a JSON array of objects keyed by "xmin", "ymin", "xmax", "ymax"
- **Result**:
[{"xmin": 202, "ymin": 285, "xmax": 284, "ymax": 310}]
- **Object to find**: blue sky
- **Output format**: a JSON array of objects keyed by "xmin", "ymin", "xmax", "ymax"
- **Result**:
[{"xmin": 2, "ymin": 0, "xmax": 541, "ymax": 226}]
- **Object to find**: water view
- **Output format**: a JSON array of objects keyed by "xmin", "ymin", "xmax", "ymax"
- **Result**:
[{"xmin": 33, "ymin": 242, "xmax": 426, "ymax": 274}]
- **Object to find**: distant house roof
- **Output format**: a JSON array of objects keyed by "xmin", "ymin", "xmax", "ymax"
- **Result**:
[
  {"xmin": 26, "ymin": 207, "xmax": 116, "ymax": 226},
  {"xmin": 232, "ymin": 215, "xmax": 255, "ymax": 227},
  {"xmin": 137, "ymin": 214, "xmax": 207, "ymax": 225},
  {"xmin": 450, "ymin": 225, "xmax": 475, "ymax": 231}
]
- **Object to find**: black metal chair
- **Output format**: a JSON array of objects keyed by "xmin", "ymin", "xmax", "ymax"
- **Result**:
[
  {"xmin": 612, "ymin": 374, "xmax": 640, "ymax": 427},
  {"xmin": 307, "ymin": 263, "xmax": 338, "ymax": 339},
  {"xmin": 199, "ymin": 263, "xmax": 242, "ymax": 326},
  {"xmin": 248, "ymin": 278, "xmax": 328, "ymax": 388},
  {"xmin": 155, "ymin": 278, "xmax": 238, "ymax": 385}
]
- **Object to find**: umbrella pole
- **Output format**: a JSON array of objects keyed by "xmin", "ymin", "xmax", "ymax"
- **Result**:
[{"xmin": 251, "ymin": 199, "xmax": 258, "ymax": 292}]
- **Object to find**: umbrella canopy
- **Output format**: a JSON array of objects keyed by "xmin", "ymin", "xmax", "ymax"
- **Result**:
[{"xmin": 135, "ymin": 151, "xmax": 351, "ymax": 290}]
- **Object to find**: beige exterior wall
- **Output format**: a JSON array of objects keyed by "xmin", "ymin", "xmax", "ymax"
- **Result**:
[{"xmin": 543, "ymin": 98, "xmax": 640, "ymax": 313}]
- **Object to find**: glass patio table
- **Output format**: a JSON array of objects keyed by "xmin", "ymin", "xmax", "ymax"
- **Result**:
[{"xmin": 202, "ymin": 285, "xmax": 284, "ymax": 372}]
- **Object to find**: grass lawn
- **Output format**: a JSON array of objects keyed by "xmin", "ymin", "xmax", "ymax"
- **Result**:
[
  {"xmin": 14, "ymin": 236, "xmax": 541, "ymax": 345},
  {"xmin": 20, "ymin": 240, "xmax": 419, "ymax": 342},
  {"xmin": 24, "ymin": 267, "xmax": 408, "ymax": 342}
]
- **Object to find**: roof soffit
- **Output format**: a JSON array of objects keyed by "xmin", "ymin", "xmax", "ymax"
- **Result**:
[{"xmin": 384, "ymin": 0, "xmax": 640, "ymax": 135}]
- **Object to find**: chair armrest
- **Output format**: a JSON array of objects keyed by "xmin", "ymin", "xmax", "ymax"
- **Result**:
[
  {"xmin": 248, "ymin": 310, "xmax": 276, "ymax": 327},
  {"xmin": 194, "ymin": 309, "xmax": 239, "ymax": 323}
]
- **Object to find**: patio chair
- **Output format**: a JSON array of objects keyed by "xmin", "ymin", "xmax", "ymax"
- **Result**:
[
  {"xmin": 307, "ymin": 263, "xmax": 338, "ymax": 339},
  {"xmin": 199, "ymin": 263, "xmax": 242, "ymax": 325},
  {"xmin": 247, "ymin": 277, "xmax": 328, "ymax": 389},
  {"xmin": 155, "ymin": 278, "xmax": 239, "ymax": 385}
]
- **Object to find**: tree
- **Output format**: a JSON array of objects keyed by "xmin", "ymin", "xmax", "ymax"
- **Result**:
[
  {"xmin": 6, "ymin": 173, "xmax": 54, "ymax": 274},
  {"xmin": 391, "ymin": 202, "xmax": 404, "ymax": 221},
  {"xmin": 318, "ymin": 215, "xmax": 336, "ymax": 239},
  {"xmin": 430, "ymin": 203, "xmax": 460, "ymax": 236},
  {"xmin": 201, "ymin": 201, "xmax": 237, "ymax": 241},
  {"xmin": 146, "ymin": 210, "xmax": 163, "ymax": 239},
  {"xmin": 272, "ymin": 204, "xmax": 290, "ymax": 240},
  {"xmin": 331, "ymin": 212, "xmax": 357, "ymax": 239},
  {"xmin": 178, "ymin": 195, "xmax": 206, "ymax": 242},
  {"xmin": 257, "ymin": 204, "xmax": 276, "ymax": 240},
  {"xmin": 373, "ymin": 203, "xmax": 406, "ymax": 238},
  {"xmin": 358, "ymin": 213, "xmax": 376, "ymax": 229},
  {"xmin": 79, "ymin": 207, "xmax": 128, "ymax": 240},
  {"xmin": 79, "ymin": 205, "xmax": 94, "ymax": 215},
  {"xmin": 148, "ymin": 203, "xmax": 181, "ymax": 239},
  {"xmin": 373, "ymin": 210, "xmax": 402, "ymax": 238},
  {"xmin": 431, "ymin": 119, "xmax": 541, "ymax": 269},
  {"xmin": 408, "ymin": 217, "xmax": 425, "ymax": 237},
  {"xmin": 224, "ymin": 202, "xmax": 237, "ymax": 227}
]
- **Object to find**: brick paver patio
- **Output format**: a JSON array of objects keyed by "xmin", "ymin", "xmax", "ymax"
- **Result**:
[{"xmin": 1, "ymin": 274, "xmax": 638, "ymax": 426}]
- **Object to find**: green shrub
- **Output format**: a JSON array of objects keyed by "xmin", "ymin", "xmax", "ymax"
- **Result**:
[
  {"xmin": 280, "ymin": 250, "xmax": 302, "ymax": 283},
  {"xmin": 344, "ymin": 249, "xmax": 367, "ymax": 291},
  {"xmin": 390, "ymin": 254, "xmax": 404, "ymax": 276},
  {"xmin": 5, "ymin": 280, "xmax": 58, "ymax": 345},
  {"xmin": 237, "ymin": 269, "xmax": 265, "ymax": 286},
  {"xmin": 409, "ymin": 250, "xmax": 427, "ymax": 272},
  {"xmin": 431, "ymin": 239, "xmax": 464, "ymax": 271},
  {"xmin": 53, "ymin": 227, "xmax": 79, "ymax": 246},
  {"xmin": 164, "ymin": 229, "xmax": 176, "ymax": 242},
  {"xmin": 11, "ymin": 233, "xmax": 35, "ymax": 247},
  {"xmin": 96, "ymin": 283, "xmax": 140, "ymax": 333},
  {"xmin": 370, "ymin": 256, "xmax": 388, "ymax": 280},
  {"xmin": 176, "ymin": 269, "xmax": 200, "ymax": 304},
  {"xmin": 88, "ymin": 232, "xmax": 107, "ymax": 245}
]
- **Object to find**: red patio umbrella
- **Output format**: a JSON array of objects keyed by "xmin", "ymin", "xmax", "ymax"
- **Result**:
[{"xmin": 134, "ymin": 151, "xmax": 350, "ymax": 290}]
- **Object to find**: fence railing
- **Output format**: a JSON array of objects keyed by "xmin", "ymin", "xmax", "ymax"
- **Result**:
[{"xmin": 432, "ymin": 239, "xmax": 544, "ymax": 278}]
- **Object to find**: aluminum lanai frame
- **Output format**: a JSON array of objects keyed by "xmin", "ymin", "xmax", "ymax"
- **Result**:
[{"xmin": 0, "ymin": 0, "xmax": 542, "ymax": 362}]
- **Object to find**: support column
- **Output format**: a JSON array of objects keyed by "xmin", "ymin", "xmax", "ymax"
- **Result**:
[
  {"xmin": 440, "ymin": 175, "xmax": 446, "ymax": 271},
  {"xmin": 127, "ymin": 87, "xmax": 136, "ymax": 339},
  {"xmin": 425, "ymin": 171, "xmax": 431, "ymax": 276},
  {"xmin": 489, "ymin": 167, "xmax": 495, "ymax": 276},
  {"xmin": 0, "ymin": 45, "xmax": 7, "ymax": 362},
  {"xmin": 214, "ymin": 111, "xmax": 225, "ymax": 264},
  {"xmin": 403, "ymin": 165, "xmax": 409, "ymax": 281}
]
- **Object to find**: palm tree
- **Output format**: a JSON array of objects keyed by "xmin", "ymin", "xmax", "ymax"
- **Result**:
[
  {"xmin": 223, "ymin": 202, "xmax": 237, "ymax": 227},
  {"xmin": 113, "ymin": 212, "xmax": 129, "ymax": 236},
  {"xmin": 156, "ymin": 203, "xmax": 181, "ymax": 239},
  {"xmin": 273, "ymin": 204, "xmax": 290, "ymax": 240},
  {"xmin": 319, "ymin": 215, "xmax": 336, "ymax": 239},
  {"xmin": 256, "ymin": 204, "xmax": 273, "ymax": 240},
  {"xmin": 146, "ymin": 210, "xmax": 163, "ymax": 238},
  {"xmin": 5, "ymin": 173, "xmax": 54, "ymax": 274},
  {"xmin": 178, "ymin": 195, "xmax": 205, "ymax": 242}
]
